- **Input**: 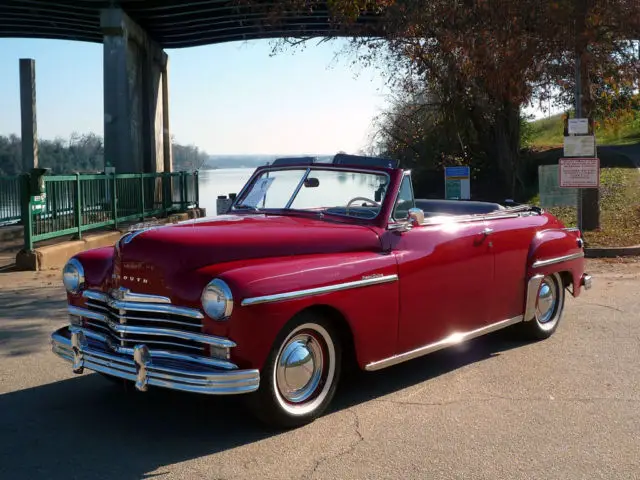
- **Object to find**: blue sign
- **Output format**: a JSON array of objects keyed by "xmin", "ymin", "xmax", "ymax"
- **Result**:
[
  {"xmin": 445, "ymin": 166, "xmax": 470, "ymax": 178},
  {"xmin": 444, "ymin": 166, "xmax": 471, "ymax": 200}
]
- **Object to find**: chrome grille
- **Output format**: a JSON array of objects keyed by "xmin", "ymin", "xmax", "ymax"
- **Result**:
[{"xmin": 78, "ymin": 289, "xmax": 214, "ymax": 355}]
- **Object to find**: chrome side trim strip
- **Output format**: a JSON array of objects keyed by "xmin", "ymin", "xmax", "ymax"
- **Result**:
[
  {"xmin": 365, "ymin": 315, "xmax": 524, "ymax": 371},
  {"xmin": 68, "ymin": 306, "xmax": 235, "ymax": 348},
  {"xmin": 524, "ymin": 274, "xmax": 545, "ymax": 321},
  {"xmin": 532, "ymin": 251, "xmax": 584, "ymax": 269},
  {"xmin": 241, "ymin": 274, "xmax": 399, "ymax": 307},
  {"xmin": 82, "ymin": 291, "xmax": 204, "ymax": 319},
  {"xmin": 84, "ymin": 289, "xmax": 171, "ymax": 304}
]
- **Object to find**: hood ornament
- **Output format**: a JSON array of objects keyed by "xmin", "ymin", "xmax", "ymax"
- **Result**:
[{"xmin": 115, "ymin": 224, "xmax": 164, "ymax": 253}]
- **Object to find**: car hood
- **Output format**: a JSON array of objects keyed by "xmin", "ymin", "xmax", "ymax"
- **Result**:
[{"xmin": 114, "ymin": 214, "xmax": 382, "ymax": 288}]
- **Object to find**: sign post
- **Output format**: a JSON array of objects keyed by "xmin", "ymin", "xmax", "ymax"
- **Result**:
[
  {"xmin": 562, "ymin": 113, "xmax": 598, "ymax": 231},
  {"xmin": 444, "ymin": 166, "xmax": 471, "ymax": 200}
]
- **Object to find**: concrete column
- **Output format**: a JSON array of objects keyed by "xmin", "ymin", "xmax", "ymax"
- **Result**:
[
  {"xmin": 19, "ymin": 58, "xmax": 38, "ymax": 172},
  {"xmin": 162, "ymin": 56, "xmax": 173, "ymax": 173},
  {"xmin": 101, "ymin": 8, "xmax": 171, "ymax": 173}
]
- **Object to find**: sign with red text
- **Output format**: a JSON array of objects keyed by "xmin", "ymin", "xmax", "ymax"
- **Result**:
[{"xmin": 559, "ymin": 158, "xmax": 600, "ymax": 188}]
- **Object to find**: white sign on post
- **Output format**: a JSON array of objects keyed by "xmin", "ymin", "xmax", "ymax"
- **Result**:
[
  {"xmin": 568, "ymin": 118, "xmax": 589, "ymax": 135},
  {"xmin": 563, "ymin": 135, "xmax": 595, "ymax": 157},
  {"xmin": 559, "ymin": 158, "xmax": 600, "ymax": 188}
]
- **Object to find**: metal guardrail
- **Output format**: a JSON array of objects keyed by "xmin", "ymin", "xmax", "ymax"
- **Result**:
[
  {"xmin": 0, "ymin": 171, "xmax": 198, "ymax": 250},
  {"xmin": 0, "ymin": 176, "xmax": 22, "ymax": 226}
]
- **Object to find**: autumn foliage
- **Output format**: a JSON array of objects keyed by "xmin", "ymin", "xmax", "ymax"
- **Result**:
[{"xmin": 245, "ymin": 0, "xmax": 640, "ymax": 196}]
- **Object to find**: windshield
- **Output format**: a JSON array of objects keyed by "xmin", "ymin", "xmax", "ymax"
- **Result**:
[{"xmin": 233, "ymin": 167, "xmax": 390, "ymax": 219}]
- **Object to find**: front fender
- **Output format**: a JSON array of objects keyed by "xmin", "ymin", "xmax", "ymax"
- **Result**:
[{"xmin": 198, "ymin": 252, "xmax": 399, "ymax": 371}]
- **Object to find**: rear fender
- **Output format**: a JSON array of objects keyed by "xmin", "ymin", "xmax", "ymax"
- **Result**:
[{"xmin": 524, "ymin": 227, "xmax": 586, "ymax": 320}]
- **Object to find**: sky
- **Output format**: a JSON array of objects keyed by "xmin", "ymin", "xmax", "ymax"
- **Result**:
[
  {"xmin": 0, "ymin": 37, "xmax": 551, "ymax": 156},
  {"xmin": 0, "ymin": 37, "xmax": 393, "ymax": 155}
]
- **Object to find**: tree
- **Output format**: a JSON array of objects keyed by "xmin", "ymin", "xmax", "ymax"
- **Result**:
[
  {"xmin": 0, "ymin": 133, "xmax": 209, "ymax": 175},
  {"xmin": 256, "ymin": 0, "xmax": 640, "ymax": 200}
]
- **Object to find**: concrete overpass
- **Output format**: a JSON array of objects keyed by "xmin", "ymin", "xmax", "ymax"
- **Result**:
[{"xmin": 0, "ymin": 1, "xmax": 381, "ymax": 173}]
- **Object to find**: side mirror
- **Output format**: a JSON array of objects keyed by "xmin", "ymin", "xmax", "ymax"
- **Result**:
[
  {"xmin": 304, "ymin": 177, "xmax": 319, "ymax": 188},
  {"xmin": 407, "ymin": 208, "xmax": 424, "ymax": 226}
]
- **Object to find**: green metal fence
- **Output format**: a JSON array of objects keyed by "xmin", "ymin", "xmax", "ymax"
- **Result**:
[
  {"xmin": 12, "ymin": 171, "xmax": 198, "ymax": 250},
  {"xmin": 0, "ymin": 176, "xmax": 22, "ymax": 225}
]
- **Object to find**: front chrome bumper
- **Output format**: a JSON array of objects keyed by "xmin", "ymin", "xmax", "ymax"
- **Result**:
[
  {"xmin": 581, "ymin": 273, "xmax": 593, "ymax": 290},
  {"xmin": 51, "ymin": 326, "xmax": 260, "ymax": 395}
]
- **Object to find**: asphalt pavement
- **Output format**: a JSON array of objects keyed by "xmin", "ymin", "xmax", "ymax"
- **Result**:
[{"xmin": 0, "ymin": 259, "xmax": 638, "ymax": 480}]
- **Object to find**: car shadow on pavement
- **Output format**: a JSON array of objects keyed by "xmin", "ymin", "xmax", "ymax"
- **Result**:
[
  {"xmin": 332, "ymin": 328, "xmax": 530, "ymax": 412},
  {"xmin": 0, "ymin": 327, "xmax": 530, "ymax": 479}
]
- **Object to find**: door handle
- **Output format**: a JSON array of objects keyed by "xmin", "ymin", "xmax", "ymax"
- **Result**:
[{"xmin": 481, "ymin": 228, "xmax": 494, "ymax": 236}]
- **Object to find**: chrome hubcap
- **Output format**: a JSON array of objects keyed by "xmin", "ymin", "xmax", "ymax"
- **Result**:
[
  {"xmin": 536, "ymin": 278, "xmax": 557, "ymax": 323},
  {"xmin": 276, "ymin": 333, "xmax": 324, "ymax": 404}
]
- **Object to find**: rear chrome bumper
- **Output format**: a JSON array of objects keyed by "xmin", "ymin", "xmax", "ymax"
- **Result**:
[
  {"xmin": 51, "ymin": 326, "xmax": 260, "ymax": 395},
  {"xmin": 581, "ymin": 273, "xmax": 593, "ymax": 290}
]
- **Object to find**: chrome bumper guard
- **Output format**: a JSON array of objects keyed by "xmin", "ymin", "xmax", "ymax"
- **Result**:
[
  {"xmin": 581, "ymin": 273, "xmax": 593, "ymax": 290},
  {"xmin": 51, "ymin": 326, "xmax": 260, "ymax": 395}
]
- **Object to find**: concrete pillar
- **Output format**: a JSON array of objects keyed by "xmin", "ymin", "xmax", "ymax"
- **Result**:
[
  {"xmin": 19, "ymin": 58, "xmax": 38, "ymax": 172},
  {"xmin": 101, "ymin": 8, "xmax": 172, "ymax": 174}
]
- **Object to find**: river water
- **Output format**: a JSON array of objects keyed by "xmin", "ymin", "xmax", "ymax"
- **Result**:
[
  {"xmin": 198, "ymin": 168, "xmax": 256, "ymax": 216},
  {"xmin": 1, "ymin": 167, "xmax": 380, "ymax": 223}
]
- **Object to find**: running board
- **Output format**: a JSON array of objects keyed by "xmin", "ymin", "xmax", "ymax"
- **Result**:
[{"xmin": 364, "ymin": 315, "xmax": 524, "ymax": 371}]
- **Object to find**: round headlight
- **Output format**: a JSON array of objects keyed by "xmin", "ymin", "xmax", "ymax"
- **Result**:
[
  {"xmin": 201, "ymin": 279, "xmax": 233, "ymax": 320},
  {"xmin": 62, "ymin": 258, "xmax": 85, "ymax": 294}
]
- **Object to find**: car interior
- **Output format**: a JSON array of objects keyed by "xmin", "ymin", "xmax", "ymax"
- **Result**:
[{"xmin": 269, "ymin": 153, "xmax": 506, "ymax": 221}]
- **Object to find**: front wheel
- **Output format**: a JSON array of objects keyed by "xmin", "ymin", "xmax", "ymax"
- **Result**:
[
  {"xmin": 520, "ymin": 272, "xmax": 566, "ymax": 340},
  {"xmin": 246, "ymin": 313, "xmax": 342, "ymax": 429}
]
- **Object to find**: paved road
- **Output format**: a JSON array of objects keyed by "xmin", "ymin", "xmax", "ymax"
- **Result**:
[{"xmin": 1, "ymin": 259, "xmax": 639, "ymax": 480}]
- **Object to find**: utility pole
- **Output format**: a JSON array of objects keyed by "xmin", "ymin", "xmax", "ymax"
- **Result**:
[
  {"xmin": 573, "ymin": 0, "xmax": 600, "ymax": 231},
  {"xmin": 574, "ymin": 51, "xmax": 583, "ymax": 231}
]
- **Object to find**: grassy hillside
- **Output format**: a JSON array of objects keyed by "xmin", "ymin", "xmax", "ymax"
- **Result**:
[
  {"xmin": 523, "ymin": 146, "xmax": 640, "ymax": 247},
  {"xmin": 528, "ymin": 113, "xmax": 640, "ymax": 147}
]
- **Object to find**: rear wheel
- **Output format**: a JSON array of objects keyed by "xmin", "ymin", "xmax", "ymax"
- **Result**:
[
  {"xmin": 246, "ymin": 312, "xmax": 342, "ymax": 429},
  {"xmin": 520, "ymin": 272, "xmax": 565, "ymax": 340}
]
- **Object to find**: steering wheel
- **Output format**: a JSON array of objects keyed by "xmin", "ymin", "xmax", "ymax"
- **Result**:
[{"xmin": 345, "ymin": 196, "xmax": 381, "ymax": 215}]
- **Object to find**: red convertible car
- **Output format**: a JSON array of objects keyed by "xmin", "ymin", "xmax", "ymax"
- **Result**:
[{"xmin": 52, "ymin": 154, "xmax": 592, "ymax": 427}]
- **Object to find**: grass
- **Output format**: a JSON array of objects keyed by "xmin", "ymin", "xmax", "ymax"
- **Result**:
[
  {"xmin": 528, "ymin": 113, "xmax": 640, "ymax": 147},
  {"xmin": 546, "ymin": 168, "xmax": 640, "ymax": 247},
  {"xmin": 525, "ymin": 111, "xmax": 640, "ymax": 247},
  {"xmin": 525, "ymin": 150, "xmax": 640, "ymax": 247}
]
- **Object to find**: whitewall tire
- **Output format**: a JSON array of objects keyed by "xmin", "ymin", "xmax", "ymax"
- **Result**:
[
  {"xmin": 246, "ymin": 312, "xmax": 342, "ymax": 428},
  {"xmin": 521, "ymin": 272, "xmax": 566, "ymax": 340}
]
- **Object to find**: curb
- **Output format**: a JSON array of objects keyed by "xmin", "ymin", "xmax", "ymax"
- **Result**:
[{"xmin": 585, "ymin": 245, "xmax": 640, "ymax": 258}]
